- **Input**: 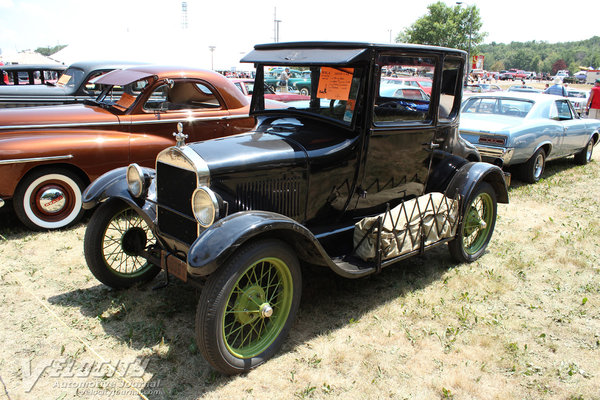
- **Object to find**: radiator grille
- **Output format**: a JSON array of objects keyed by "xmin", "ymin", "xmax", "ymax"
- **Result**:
[
  {"xmin": 156, "ymin": 161, "xmax": 197, "ymax": 244},
  {"xmin": 235, "ymin": 178, "xmax": 301, "ymax": 218}
]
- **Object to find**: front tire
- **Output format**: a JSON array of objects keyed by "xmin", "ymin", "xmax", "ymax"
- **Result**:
[
  {"xmin": 449, "ymin": 182, "xmax": 497, "ymax": 263},
  {"xmin": 574, "ymin": 138, "xmax": 594, "ymax": 165},
  {"xmin": 84, "ymin": 200, "xmax": 160, "ymax": 289},
  {"xmin": 521, "ymin": 148, "xmax": 546, "ymax": 183},
  {"xmin": 299, "ymin": 87, "xmax": 310, "ymax": 96},
  {"xmin": 196, "ymin": 239, "xmax": 302, "ymax": 375},
  {"xmin": 14, "ymin": 168, "xmax": 85, "ymax": 230}
]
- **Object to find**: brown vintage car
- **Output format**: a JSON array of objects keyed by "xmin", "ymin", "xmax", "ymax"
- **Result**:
[{"xmin": 0, "ymin": 65, "xmax": 257, "ymax": 230}]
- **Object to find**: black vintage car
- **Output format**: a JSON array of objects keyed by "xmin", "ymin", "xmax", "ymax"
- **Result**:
[
  {"xmin": 0, "ymin": 64, "xmax": 67, "ymax": 86},
  {"xmin": 0, "ymin": 60, "xmax": 143, "ymax": 107},
  {"xmin": 82, "ymin": 42, "xmax": 509, "ymax": 375}
]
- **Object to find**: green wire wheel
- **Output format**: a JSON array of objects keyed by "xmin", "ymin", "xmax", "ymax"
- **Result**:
[
  {"xmin": 196, "ymin": 239, "xmax": 302, "ymax": 375},
  {"xmin": 449, "ymin": 181, "xmax": 497, "ymax": 263}
]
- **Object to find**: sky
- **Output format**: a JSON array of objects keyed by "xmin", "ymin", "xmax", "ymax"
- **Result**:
[{"xmin": 0, "ymin": 0, "xmax": 598, "ymax": 69}]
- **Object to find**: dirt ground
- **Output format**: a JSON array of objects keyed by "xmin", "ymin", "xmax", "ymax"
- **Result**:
[{"xmin": 0, "ymin": 152, "xmax": 599, "ymax": 400}]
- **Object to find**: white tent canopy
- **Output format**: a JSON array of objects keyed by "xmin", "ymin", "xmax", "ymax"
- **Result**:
[
  {"xmin": 0, "ymin": 50, "xmax": 63, "ymax": 65},
  {"xmin": 51, "ymin": 30, "xmax": 254, "ymax": 72}
]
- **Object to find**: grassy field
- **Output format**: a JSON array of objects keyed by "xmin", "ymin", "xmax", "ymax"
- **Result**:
[{"xmin": 0, "ymin": 152, "xmax": 599, "ymax": 400}]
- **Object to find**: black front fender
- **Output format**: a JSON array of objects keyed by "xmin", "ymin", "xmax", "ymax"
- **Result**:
[
  {"xmin": 82, "ymin": 167, "xmax": 155, "ymax": 210},
  {"xmin": 187, "ymin": 211, "xmax": 334, "ymax": 277},
  {"xmin": 444, "ymin": 161, "xmax": 509, "ymax": 208}
]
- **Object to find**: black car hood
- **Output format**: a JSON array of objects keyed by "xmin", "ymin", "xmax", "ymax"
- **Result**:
[
  {"xmin": 187, "ymin": 115, "xmax": 357, "ymax": 175},
  {"xmin": 188, "ymin": 128, "xmax": 308, "ymax": 176}
]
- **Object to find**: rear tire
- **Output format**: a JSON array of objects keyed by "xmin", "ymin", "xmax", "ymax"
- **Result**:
[
  {"xmin": 574, "ymin": 138, "xmax": 594, "ymax": 165},
  {"xmin": 520, "ymin": 148, "xmax": 546, "ymax": 183},
  {"xmin": 196, "ymin": 239, "xmax": 302, "ymax": 375},
  {"xmin": 449, "ymin": 182, "xmax": 497, "ymax": 263}
]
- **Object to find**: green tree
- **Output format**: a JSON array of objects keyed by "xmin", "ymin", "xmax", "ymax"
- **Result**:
[
  {"xmin": 397, "ymin": 2, "xmax": 486, "ymax": 53},
  {"xmin": 35, "ymin": 44, "xmax": 67, "ymax": 56}
]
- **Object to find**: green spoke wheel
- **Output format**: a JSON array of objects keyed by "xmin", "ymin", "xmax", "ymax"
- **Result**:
[
  {"xmin": 449, "ymin": 182, "xmax": 497, "ymax": 263},
  {"xmin": 84, "ymin": 200, "xmax": 160, "ymax": 288},
  {"xmin": 196, "ymin": 239, "xmax": 301, "ymax": 375}
]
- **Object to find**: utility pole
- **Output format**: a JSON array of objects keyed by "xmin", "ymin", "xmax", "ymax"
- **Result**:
[
  {"xmin": 274, "ymin": 7, "xmax": 281, "ymax": 42},
  {"xmin": 456, "ymin": 2, "xmax": 473, "ymax": 78},
  {"xmin": 181, "ymin": 2, "xmax": 188, "ymax": 30},
  {"xmin": 209, "ymin": 46, "xmax": 216, "ymax": 70}
]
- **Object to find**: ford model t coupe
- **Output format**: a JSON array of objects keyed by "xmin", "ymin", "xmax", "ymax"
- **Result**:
[{"xmin": 82, "ymin": 42, "xmax": 508, "ymax": 374}]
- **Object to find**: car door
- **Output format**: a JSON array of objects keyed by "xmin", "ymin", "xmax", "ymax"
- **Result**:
[
  {"xmin": 553, "ymin": 99, "xmax": 589, "ymax": 156},
  {"xmin": 353, "ymin": 53, "xmax": 438, "ymax": 214},
  {"xmin": 127, "ymin": 79, "xmax": 230, "ymax": 167}
]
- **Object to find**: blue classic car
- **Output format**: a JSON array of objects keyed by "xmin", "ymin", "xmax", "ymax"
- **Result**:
[{"xmin": 459, "ymin": 93, "xmax": 600, "ymax": 183}]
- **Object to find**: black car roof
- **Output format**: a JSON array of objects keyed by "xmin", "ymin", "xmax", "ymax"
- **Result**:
[
  {"xmin": 0, "ymin": 64, "xmax": 67, "ymax": 71},
  {"xmin": 242, "ymin": 41, "xmax": 466, "ymax": 65}
]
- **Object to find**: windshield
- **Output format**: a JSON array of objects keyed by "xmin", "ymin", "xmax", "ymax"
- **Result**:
[
  {"xmin": 56, "ymin": 67, "xmax": 85, "ymax": 89},
  {"xmin": 95, "ymin": 78, "xmax": 150, "ymax": 111},
  {"xmin": 462, "ymin": 97, "xmax": 534, "ymax": 118},
  {"xmin": 254, "ymin": 65, "xmax": 364, "ymax": 125}
]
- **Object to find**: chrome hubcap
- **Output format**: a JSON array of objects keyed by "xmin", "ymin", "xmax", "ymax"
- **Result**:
[
  {"xmin": 534, "ymin": 154, "xmax": 544, "ymax": 178},
  {"xmin": 38, "ymin": 188, "xmax": 66, "ymax": 213},
  {"xmin": 260, "ymin": 303, "xmax": 273, "ymax": 318}
]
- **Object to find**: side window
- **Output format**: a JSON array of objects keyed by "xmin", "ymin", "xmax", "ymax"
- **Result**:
[
  {"xmin": 83, "ymin": 71, "xmax": 109, "ymax": 96},
  {"xmin": 144, "ymin": 84, "xmax": 169, "ymax": 111},
  {"xmin": 144, "ymin": 81, "xmax": 222, "ymax": 112},
  {"xmin": 556, "ymin": 100, "xmax": 573, "ymax": 120},
  {"xmin": 374, "ymin": 55, "xmax": 434, "ymax": 125},
  {"xmin": 438, "ymin": 57, "xmax": 462, "ymax": 121}
]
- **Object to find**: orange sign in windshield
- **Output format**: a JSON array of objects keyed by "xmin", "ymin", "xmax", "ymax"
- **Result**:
[
  {"xmin": 317, "ymin": 67, "xmax": 354, "ymax": 100},
  {"xmin": 56, "ymin": 74, "xmax": 71, "ymax": 87}
]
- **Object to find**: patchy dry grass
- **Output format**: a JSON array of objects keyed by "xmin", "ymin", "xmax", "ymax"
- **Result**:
[{"xmin": 1, "ymin": 153, "xmax": 599, "ymax": 399}]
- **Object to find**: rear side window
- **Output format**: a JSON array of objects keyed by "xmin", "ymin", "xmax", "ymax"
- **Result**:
[{"xmin": 438, "ymin": 57, "xmax": 462, "ymax": 122}]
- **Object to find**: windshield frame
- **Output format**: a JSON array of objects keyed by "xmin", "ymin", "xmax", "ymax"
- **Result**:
[{"xmin": 250, "ymin": 63, "xmax": 366, "ymax": 129}]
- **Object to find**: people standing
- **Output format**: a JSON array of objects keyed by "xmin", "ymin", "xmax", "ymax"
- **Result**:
[
  {"xmin": 279, "ymin": 68, "xmax": 290, "ymax": 93},
  {"xmin": 544, "ymin": 78, "xmax": 567, "ymax": 96},
  {"xmin": 587, "ymin": 79, "xmax": 600, "ymax": 119}
]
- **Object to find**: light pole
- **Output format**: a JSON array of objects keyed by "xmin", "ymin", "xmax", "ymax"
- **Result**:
[
  {"xmin": 208, "ymin": 46, "xmax": 216, "ymax": 71},
  {"xmin": 456, "ymin": 2, "xmax": 473, "ymax": 79}
]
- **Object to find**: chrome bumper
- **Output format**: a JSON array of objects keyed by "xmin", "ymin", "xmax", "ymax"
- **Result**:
[{"xmin": 475, "ymin": 145, "xmax": 515, "ymax": 166}]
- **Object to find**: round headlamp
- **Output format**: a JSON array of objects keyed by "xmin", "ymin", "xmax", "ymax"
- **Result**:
[
  {"xmin": 126, "ymin": 163, "xmax": 145, "ymax": 198},
  {"xmin": 191, "ymin": 186, "xmax": 219, "ymax": 228}
]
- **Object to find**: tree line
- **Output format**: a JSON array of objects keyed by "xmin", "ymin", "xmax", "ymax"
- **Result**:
[
  {"xmin": 479, "ymin": 37, "xmax": 600, "ymax": 74},
  {"xmin": 399, "ymin": 2, "xmax": 600, "ymax": 75}
]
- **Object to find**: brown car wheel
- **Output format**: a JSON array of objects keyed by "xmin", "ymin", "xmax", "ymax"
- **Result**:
[{"xmin": 14, "ymin": 168, "xmax": 86, "ymax": 231}]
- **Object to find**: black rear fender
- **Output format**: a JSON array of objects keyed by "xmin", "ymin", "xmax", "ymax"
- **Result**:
[{"xmin": 444, "ymin": 162, "xmax": 509, "ymax": 209}]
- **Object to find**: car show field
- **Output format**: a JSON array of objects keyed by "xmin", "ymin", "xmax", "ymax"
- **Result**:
[
  {"xmin": 0, "ymin": 45, "xmax": 598, "ymax": 398},
  {"xmin": 0, "ymin": 150, "xmax": 598, "ymax": 399}
]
